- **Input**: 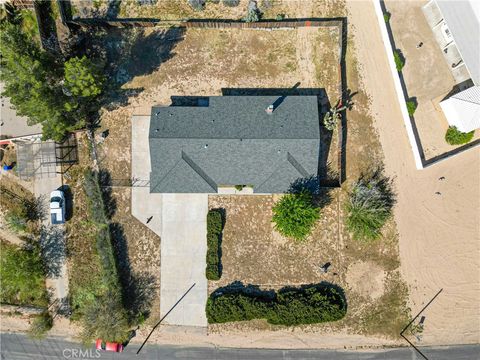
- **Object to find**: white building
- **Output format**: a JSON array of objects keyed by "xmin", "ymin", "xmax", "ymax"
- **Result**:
[{"xmin": 423, "ymin": 0, "xmax": 480, "ymax": 132}]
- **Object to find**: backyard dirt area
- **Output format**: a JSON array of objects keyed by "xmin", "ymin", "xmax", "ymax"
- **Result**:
[{"xmin": 98, "ymin": 25, "xmax": 343, "ymax": 181}]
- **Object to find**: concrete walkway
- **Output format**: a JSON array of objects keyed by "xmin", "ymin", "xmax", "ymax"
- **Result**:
[
  {"xmin": 132, "ymin": 115, "xmax": 208, "ymax": 327},
  {"xmin": 34, "ymin": 173, "xmax": 69, "ymax": 314}
]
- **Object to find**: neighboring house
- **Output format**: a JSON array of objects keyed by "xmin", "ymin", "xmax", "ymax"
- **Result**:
[
  {"xmin": 423, "ymin": 0, "xmax": 479, "ymax": 86},
  {"xmin": 439, "ymin": 86, "xmax": 480, "ymax": 133},
  {"xmin": 423, "ymin": 0, "xmax": 480, "ymax": 132},
  {"xmin": 149, "ymin": 96, "xmax": 320, "ymax": 194}
]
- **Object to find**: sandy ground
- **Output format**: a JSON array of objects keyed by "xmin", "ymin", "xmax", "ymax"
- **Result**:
[{"xmin": 347, "ymin": 0, "xmax": 480, "ymax": 346}]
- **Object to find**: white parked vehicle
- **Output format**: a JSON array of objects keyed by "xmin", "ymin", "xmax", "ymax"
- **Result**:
[{"xmin": 50, "ymin": 190, "xmax": 65, "ymax": 225}]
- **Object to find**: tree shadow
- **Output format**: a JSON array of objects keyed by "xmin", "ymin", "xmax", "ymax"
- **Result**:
[
  {"xmin": 98, "ymin": 170, "xmax": 117, "ymax": 220},
  {"xmin": 26, "ymin": 195, "xmax": 48, "ymax": 222},
  {"xmin": 39, "ymin": 225, "xmax": 66, "ymax": 278},
  {"xmin": 211, "ymin": 281, "xmax": 276, "ymax": 300},
  {"xmin": 71, "ymin": 26, "xmax": 185, "ymax": 126},
  {"xmin": 288, "ymin": 176, "xmax": 333, "ymax": 208},
  {"xmin": 109, "ymin": 223, "xmax": 156, "ymax": 325}
]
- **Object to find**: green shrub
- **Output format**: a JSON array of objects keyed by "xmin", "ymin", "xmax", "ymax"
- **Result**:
[
  {"xmin": 207, "ymin": 209, "xmax": 223, "ymax": 235},
  {"xmin": 0, "ymin": 241, "xmax": 48, "ymax": 307},
  {"xmin": 206, "ymin": 210, "xmax": 223, "ymax": 280},
  {"xmin": 445, "ymin": 126, "xmax": 475, "ymax": 145},
  {"xmin": 206, "ymin": 283, "xmax": 347, "ymax": 325},
  {"xmin": 81, "ymin": 290, "xmax": 131, "ymax": 344},
  {"xmin": 383, "ymin": 12, "xmax": 391, "ymax": 23},
  {"xmin": 272, "ymin": 191, "xmax": 320, "ymax": 241},
  {"xmin": 5, "ymin": 205, "xmax": 28, "ymax": 233},
  {"xmin": 244, "ymin": 0, "xmax": 261, "ymax": 22},
  {"xmin": 406, "ymin": 100, "xmax": 417, "ymax": 116},
  {"xmin": 393, "ymin": 50, "xmax": 404, "ymax": 72},
  {"xmin": 28, "ymin": 311, "xmax": 53, "ymax": 339},
  {"xmin": 276, "ymin": 14, "xmax": 285, "ymax": 20},
  {"xmin": 345, "ymin": 171, "xmax": 395, "ymax": 241}
]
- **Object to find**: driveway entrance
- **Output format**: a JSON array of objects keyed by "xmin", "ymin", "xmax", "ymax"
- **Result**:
[{"xmin": 131, "ymin": 115, "xmax": 208, "ymax": 327}]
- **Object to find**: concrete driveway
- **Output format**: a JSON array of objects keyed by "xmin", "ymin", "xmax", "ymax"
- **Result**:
[
  {"xmin": 33, "ymin": 172, "xmax": 69, "ymax": 313},
  {"xmin": 132, "ymin": 115, "xmax": 208, "ymax": 327}
]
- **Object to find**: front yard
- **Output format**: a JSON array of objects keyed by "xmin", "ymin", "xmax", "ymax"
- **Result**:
[{"xmin": 208, "ymin": 191, "xmax": 408, "ymax": 338}]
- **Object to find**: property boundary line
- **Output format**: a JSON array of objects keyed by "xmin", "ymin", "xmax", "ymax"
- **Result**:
[{"xmin": 373, "ymin": 0, "xmax": 423, "ymax": 170}]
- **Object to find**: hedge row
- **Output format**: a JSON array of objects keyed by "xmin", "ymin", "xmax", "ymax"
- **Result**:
[
  {"xmin": 83, "ymin": 170, "xmax": 120, "ymax": 291},
  {"xmin": 206, "ymin": 283, "xmax": 347, "ymax": 325},
  {"xmin": 206, "ymin": 209, "xmax": 223, "ymax": 280}
]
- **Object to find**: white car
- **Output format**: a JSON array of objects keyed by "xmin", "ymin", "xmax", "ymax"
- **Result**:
[{"xmin": 50, "ymin": 190, "xmax": 65, "ymax": 225}]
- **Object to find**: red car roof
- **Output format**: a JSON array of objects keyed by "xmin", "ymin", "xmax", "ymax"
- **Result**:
[{"xmin": 95, "ymin": 339, "xmax": 123, "ymax": 352}]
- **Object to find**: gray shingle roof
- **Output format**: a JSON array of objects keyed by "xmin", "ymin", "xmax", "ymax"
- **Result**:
[{"xmin": 149, "ymin": 96, "xmax": 320, "ymax": 193}]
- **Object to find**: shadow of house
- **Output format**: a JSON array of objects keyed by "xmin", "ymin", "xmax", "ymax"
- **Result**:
[{"xmin": 221, "ymin": 87, "xmax": 337, "ymax": 187}]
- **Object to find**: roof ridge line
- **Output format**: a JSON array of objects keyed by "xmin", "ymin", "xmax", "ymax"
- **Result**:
[
  {"xmin": 181, "ymin": 151, "xmax": 217, "ymax": 191},
  {"xmin": 287, "ymin": 152, "xmax": 310, "ymax": 178}
]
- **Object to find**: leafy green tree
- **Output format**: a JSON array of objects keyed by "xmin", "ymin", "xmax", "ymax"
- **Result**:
[
  {"xmin": 272, "ymin": 190, "xmax": 320, "ymax": 241},
  {"xmin": 64, "ymin": 56, "xmax": 104, "ymax": 98},
  {"xmin": 0, "ymin": 22, "xmax": 76, "ymax": 141},
  {"xmin": 445, "ymin": 126, "xmax": 474, "ymax": 145},
  {"xmin": 345, "ymin": 171, "xmax": 395, "ymax": 241}
]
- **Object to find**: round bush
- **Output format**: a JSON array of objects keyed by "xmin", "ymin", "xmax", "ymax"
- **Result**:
[
  {"xmin": 272, "ymin": 191, "xmax": 319, "ymax": 241},
  {"xmin": 445, "ymin": 126, "xmax": 474, "ymax": 145}
]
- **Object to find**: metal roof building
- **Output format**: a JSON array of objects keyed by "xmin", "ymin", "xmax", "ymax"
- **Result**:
[
  {"xmin": 423, "ymin": 0, "xmax": 480, "ymax": 85},
  {"xmin": 149, "ymin": 96, "xmax": 320, "ymax": 194},
  {"xmin": 440, "ymin": 85, "xmax": 480, "ymax": 132}
]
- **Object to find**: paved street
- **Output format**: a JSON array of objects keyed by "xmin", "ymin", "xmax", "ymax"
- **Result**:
[{"xmin": 1, "ymin": 333, "xmax": 479, "ymax": 360}]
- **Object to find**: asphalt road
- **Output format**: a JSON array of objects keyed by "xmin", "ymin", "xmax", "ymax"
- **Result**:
[{"xmin": 1, "ymin": 333, "xmax": 479, "ymax": 360}]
